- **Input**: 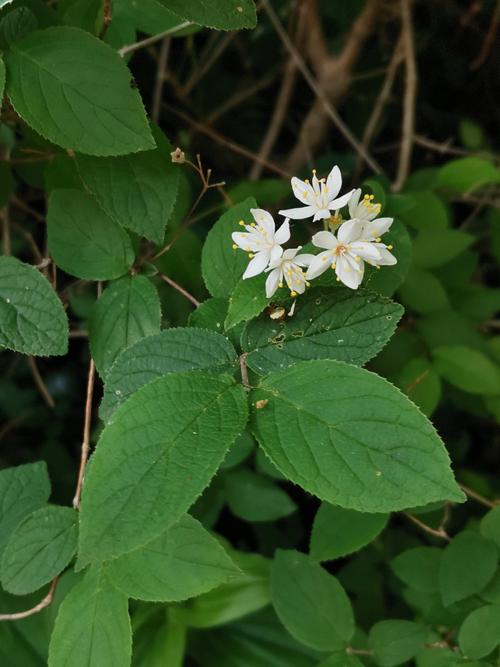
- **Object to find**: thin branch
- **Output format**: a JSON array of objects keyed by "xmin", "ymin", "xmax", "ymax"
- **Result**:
[
  {"xmin": 151, "ymin": 37, "xmax": 171, "ymax": 123},
  {"xmin": 119, "ymin": 21, "xmax": 192, "ymax": 57},
  {"xmin": 392, "ymin": 0, "xmax": 418, "ymax": 191},
  {"xmin": 207, "ymin": 73, "xmax": 276, "ymax": 124},
  {"xmin": 158, "ymin": 273, "xmax": 200, "ymax": 307},
  {"xmin": 404, "ymin": 512, "xmax": 450, "ymax": 541},
  {"xmin": 11, "ymin": 223, "xmax": 43, "ymax": 264},
  {"xmin": 239, "ymin": 353, "xmax": 250, "ymax": 389},
  {"xmin": 11, "ymin": 195, "xmax": 45, "ymax": 223},
  {"xmin": 405, "ymin": 369, "xmax": 429, "ymax": 396},
  {"xmin": 1, "ymin": 206, "xmax": 10, "ymax": 256},
  {"xmin": 470, "ymin": 0, "xmax": 500, "ymax": 69},
  {"xmin": 182, "ymin": 31, "xmax": 237, "ymax": 96},
  {"xmin": 27, "ymin": 357, "xmax": 55, "ymax": 409},
  {"xmin": 0, "ymin": 577, "xmax": 59, "ymax": 622},
  {"xmin": 99, "ymin": 0, "xmax": 113, "ymax": 39},
  {"xmin": 460, "ymin": 484, "xmax": 498, "ymax": 509},
  {"xmin": 347, "ymin": 648, "xmax": 374, "ymax": 657}
]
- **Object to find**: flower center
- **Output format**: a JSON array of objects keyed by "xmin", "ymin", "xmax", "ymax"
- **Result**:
[{"xmin": 333, "ymin": 244, "xmax": 348, "ymax": 257}]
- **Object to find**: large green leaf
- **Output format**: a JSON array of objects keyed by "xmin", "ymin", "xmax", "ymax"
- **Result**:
[
  {"xmin": 432, "ymin": 345, "xmax": 500, "ymax": 395},
  {"xmin": 0, "ymin": 256, "xmax": 68, "ymax": 355},
  {"xmin": 458, "ymin": 604, "xmax": 500, "ymax": 659},
  {"xmin": 0, "ymin": 461, "xmax": 50, "ymax": 559},
  {"xmin": 47, "ymin": 189, "xmax": 134, "ymax": 280},
  {"xmin": 201, "ymin": 198, "xmax": 257, "ymax": 298},
  {"xmin": 78, "ymin": 371, "xmax": 248, "ymax": 565},
  {"xmin": 369, "ymin": 620, "xmax": 427, "ymax": 666},
  {"xmin": 390, "ymin": 547, "xmax": 441, "ymax": 593},
  {"xmin": 107, "ymin": 514, "xmax": 239, "ymax": 601},
  {"xmin": 271, "ymin": 550, "xmax": 354, "ymax": 651},
  {"xmin": 224, "ymin": 468, "xmax": 297, "ymax": 522},
  {"xmin": 159, "ymin": 0, "xmax": 257, "ymax": 30},
  {"xmin": 309, "ymin": 504, "xmax": 388, "ymax": 562},
  {"xmin": 225, "ymin": 274, "xmax": 270, "ymax": 330},
  {"xmin": 88, "ymin": 276, "xmax": 161, "ymax": 378},
  {"xmin": 251, "ymin": 360, "xmax": 464, "ymax": 513},
  {"xmin": 48, "ymin": 567, "xmax": 131, "ymax": 667},
  {"xmin": 6, "ymin": 26, "xmax": 154, "ymax": 155},
  {"xmin": 437, "ymin": 157, "xmax": 500, "ymax": 193},
  {"xmin": 412, "ymin": 229, "xmax": 474, "ymax": 269},
  {"xmin": 76, "ymin": 126, "xmax": 179, "ymax": 244},
  {"xmin": 242, "ymin": 287, "xmax": 403, "ymax": 375},
  {"xmin": 99, "ymin": 327, "xmax": 237, "ymax": 422},
  {"xmin": 1, "ymin": 506, "xmax": 77, "ymax": 595}
]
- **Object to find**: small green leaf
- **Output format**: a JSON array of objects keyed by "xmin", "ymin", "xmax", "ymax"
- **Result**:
[
  {"xmin": 271, "ymin": 549, "xmax": 354, "ymax": 651},
  {"xmin": 47, "ymin": 189, "xmax": 134, "ymax": 280},
  {"xmin": 439, "ymin": 531, "xmax": 498, "ymax": 606},
  {"xmin": 437, "ymin": 157, "xmax": 500, "ymax": 193},
  {"xmin": 398, "ymin": 268, "xmax": 448, "ymax": 314},
  {"xmin": 310, "ymin": 504, "xmax": 388, "ymax": 562},
  {"xmin": 99, "ymin": 327, "xmax": 237, "ymax": 422},
  {"xmin": 480, "ymin": 506, "xmax": 500, "ymax": 548},
  {"xmin": 0, "ymin": 7, "xmax": 37, "ymax": 48},
  {"xmin": 400, "ymin": 191, "xmax": 450, "ymax": 231},
  {"xmin": 317, "ymin": 655, "xmax": 364, "ymax": 667},
  {"xmin": 79, "ymin": 371, "xmax": 248, "ymax": 565},
  {"xmin": 224, "ymin": 468, "xmax": 297, "ymax": 522},
  {"xmin": 159, "ymin": 0, "xmax": 257, "ymax": 30},
  {"xmin": 107, "ymin": 514, "xmax": 239, "ymax": 601},
  {"xmin": 0, "ymin": 462, "xmax": 50, "ymax": 559},
  {"xmin": 1, "ymin": 506, "xmax": 77, "ymax": 595},
  {"xmin": 6, "ymin": 26, "xmax": 154, "ymax": 155},
  {"xmin": 76, "ymin": 126, "xmax": 179, "ymax": 244},
  {"xmin": 251, "ymin": 360, "xmax": 464, "ymax": 513},
  {"xmin": 242, "ymin": 287, "xmax": 403, "ymax": 375},
  {"xmin": 432, "ymin": 345, "xmax": 500, "ymax": 395},
  {"xmin": 391, "ymin": 547, "xmax": 441, "ymax": 593},
  {"xmin": 0, "ymin": 256, "xmax": 68, "ymax": 356},
  {"xmin": 48, "ymin": 567, "xmax": 131, "ymax": 667},
  {"xmin": 225, "ymin": 274, "xmax": 269, "ymax": 330},
  {"xmin": 220, "ymin": 430, "xmax": 255, "ymax": 470},
  {"xmin": 88, "ymin": 276, "xmax": 161, "ymax": 378},
  {"xmin": 458, "ymin": 604, "xmax": 500, "ymax": 659},
  {"xmin": 364, "ymin": 220, "xmax": 412, "ymax": 296},
  {"xmin": 201, "ymin": 198, "xmax": 257, "ymax": 298},
  {"xmin": 369, "ymin": 620, "xmax": 427, "ymax": 667},
  {"xmin": 412, "ymin": 229, "xmax": 474, "ymax": 269}
]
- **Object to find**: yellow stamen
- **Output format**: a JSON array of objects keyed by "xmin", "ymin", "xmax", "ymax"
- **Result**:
[
  {"xmin": 239, "ymin": 220, "xmax": 245, "ymax": 226},
  {"xmin": 248, "ymin": 253, "xmax": 254, "ymax": 258},
  {"xmin": 387, "ymin": 244, "xmax": 393, "ymax": 250},
  {"xmin": 232, "ymin": 244, "xmax": 237, "ymax": 250},
  {"xmin": 278, "ymin": 282, "xmax": 283, "ymax": 288}
]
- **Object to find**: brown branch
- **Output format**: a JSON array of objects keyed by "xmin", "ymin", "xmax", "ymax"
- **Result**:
[
  {"xmin": 158, "ymin": 273, "xmax": 200, "ymax": 307},
  {"xmin": 151, "ymin": 37, "xmax": 170, "ymax": 123},
  {"xmin": 99, "ymin": 0, "xmax": 112, "ymax": 39},
  {"xmin": 405, "ymin": 369, "xmax": 429, "ymax": 396},
  {"xmin": 11, "ymin": 195, "xmax": 45, "ymax": 223},
  {"xmin": 72, "ymin": 357, "xmax": 96, "ymax": 509},
  {"xmin": 1, "ymin": 206, "xmax": 10, "ymax": 256},
  {"xmin": 470, "ymin": 0, "xmax": 500, "ymax": 69},
  {"xmin": 27, "ymin": 357, "xmax": 55, "ymax": 409},
  {"xmin": 119, "ymin": 21, "xmax": 192, "ymax": 57},
  {"xmin": 392, "ymin": 0, "xmax": 417, "ymax": 191},
  {"xmin": 413, "ymin": 134, "xmax": 500, "ymax": 163},
  {"xmin": 207, "ymin": 73, "xmax": 276, "ymax": 124},
  {"xmin": 0, "ymin": 577, "xmax": 59, "ymax": 622},
  {"xmin": 182, "ymin": 31, "xmax": 237, "ymax": 97},
  {"xmin": 404, "ymin": 512, "xmax": 450, "ymax": 541},
  {"xmin": 460, "ymin": 484, "xmax": 498, "ymax": 509}
]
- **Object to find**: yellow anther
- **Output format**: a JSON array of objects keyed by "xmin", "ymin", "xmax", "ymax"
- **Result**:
[
  {"xmin": 248, "ymin": 253, "xmax": 254, "ymax": 258},
  {"xmin": 306, "ymin": 281, "xmax": 311, "ymax": 287},
  {"xmin": 278, "ymin": 282, "xmax": 283, "ymax": 288},
  {"xmin": 369, "ymin": 194, "xmax": 375, "ymax": 200},
  {"xmin": 376, "ymin": 265, "xmax": 381, "ymax": 270},
  {"xmin": 388, "ymin": 244, "xmax": 394, "ymax": 250},
  {"xmin": 331, "ymin": 263, "xmax": 336, "ymax": 269},
  {"xmin": 238, "ymin": 220, "xmax": 245, "ymax": 226},
  {"xmin": 312, "ymin": 169, "xmax": 316, "ymax": 174},
  {"xmin": 290, "ymin": 291, "xmax": 297, "ymax": 297},
  {"xmin": 232, "ymin": 244, "xmax": 237, "ymax": 250},
  {"xmin": 376, "ymin": 237, "xmax": 381, "ymax": 243},
  {"xmin": 304, "ymin": 179, "xmax": 310, "ymax": 184},
  {"xmin": 336, "ymin": 276, "xmax": 340, "ymax": 282}
]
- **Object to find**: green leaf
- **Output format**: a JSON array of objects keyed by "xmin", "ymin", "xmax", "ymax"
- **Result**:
[
  {"xmin": 99, "ymin": 327, "xmax": 237, "ymax": 422},
  {"xmin": 0, "ymin": 462, "xmax": 50, "ymax": 559},
  {"xmin": 132, "ymin": 609, "xmax": 186, "ymax": 667},
  {"xmin": 412, "ymin": 229, "xmax": 474, "ymax": 269},
  {"xmin": 480, "ymin": 506, "xmax": 500, "ymax": 548},
  {"xmin": 78, "ymin": 370, "xmax": 248, "ymax": 565},
  {"xmin": 317, "ymin": 655, "xmax": 364, "ymax": 667},
  {"xmin": 201, "ymin": 197, "xmax": 257, "ymax": 298},
  {"xmin": 225, "ymin": 274, "xmax": 270, "ymax": 330},
  {"xmin": 189, "ymin": 297, "xmax": 228, "ymax": 332},
  {"xmin": 159, "ymin": 0, "xmax": 257, "ymax": 30},
  {"xmin": 369, "ymin": 620, "xmax": 427, "ymax": 667},
  {"xmin": 48, "ymin": 567, "xmax": 131, "ymax": 667},
  {"xmin": 1, "ymin": 506, "xmax": 77, "ymax": 595},
  {"xmin": 439, "ymin": 531, "xmax": 498, "ymax": 606},
  {"xmin": 76, "ymin": 126, "xmax": 179, "ymax": 244},
  {"xmin": 107, "ymin": 514, "xmax": 239, "ymax": 601},
  {"xmin": 220, "ymin": 430, "xmax": 254, "ymax": 470},
  {"xmin": 271, "ymin": 549, "xmax": 354, "ymax": 651},
  {"xmin": 47, "ymin": 189, "xmax": 134, "ymax": 280},
  {"xmin": 458, "ymin": 604, "xmax": 500, "ymax": 659},
  {"xmin": 398, "ymin": 268, "xmax": 448, "ymax": 314},
  {"xmin": 0, "ymin": 57, "xmax": 5, "ymax": 102},
  {"xmin": 6, "ymin": 26, "xmax": 154, "ymax": 155},
  {"xmin": 224, "ymin": 468, "xmax": 297, "ymax": 522},
  {"xmin": 391, "ymin": 547, "xmax": 441, "ymax": 593},
  {"xmin": 251, "ymin": 360, "xmax": 464, "ymax": 513},
  {"xmin": 242, "ymin": 287, "xmax": 403, "ymax": 375},
  {"xmin": 432, "ymin": 345, "xmax": 500, "ymax": 395},
  {"xmin": 399, "ymin": 191, "xmax": 450, "ymax": 231},
  {"xmin": 309, "ymin": 504, "xmax": 388, "ymax": 562},
  {"xmin": 364, "ymin": 220, "xmax": 412, "ymax": 296},
  {"xmin": 0, "ymin": 7, "xmax": 37, "ymax": 47},
  {"xmin": 437, "ymin": 157, "xmax": 500, "ymax": 193},
  {"xmin": 0, "ymin": 256, "xmax": 68, "ymax": 356},
  {"xmin": 88, "ymin": 275, "xmax": 161, "ymax": 378}
]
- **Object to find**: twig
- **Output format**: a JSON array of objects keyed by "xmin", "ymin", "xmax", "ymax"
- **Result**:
[
  {"xmin": 69, "ymin": 330, "xmax": 89, "ymax": 338},
  {"xmin": 151, "ymin": 37, "xmax": 171, "ymax": 123},
  {"xmin": 158, "ymin": 273, "xmax": 200, "ymax": 307},
  {"xmin": 347, "ymin": 648, "xmax": 374, "ymax": 657},
  {"xmin": 470, "ymin": 0, "xmax": 500, "ymax": 69},
  {"xmin": 460, "ymin": 484, "xmax": 498, "ymax": 509},
  {"xmin": 182, "ymin": 31, "xmax": 237, "ymax": 97},
  {"xmin": 392, "ymin": 0, "xmax": 417, "ymax": 191},
  {"xmin": 72, "ymin": 357, "xmax": 96, "ymax": 509},
  {"xmin": 11, "ymin": 196, "xmax": 45, "ymax": 223},
  {"xmin": 404, "ymin": 512, "xmax": 450, "ymax": 541},
  {"xmin": 1, "ymin": 206, "xmax": 10, "ymax": 256},
  {"xmin": 99, "ymin": 0, "xmax": 112, "ymax": 39},
  {"xmin": 261, "ymin": 0, "xmax": 382, "ymax": 175},
  {"xmin": 239, "ymin": 353, "xmax": 250, "ymax": 389},
  {"xmin": 413, "ymin": 134, "xmax": 499, "ymax": 161},
  {"xmin": 0, "ymin": 413, "xmax": 29, "ymax": 443},
  {"xmin": 405, "ymin": 369, "xmax": 429, "ymax": 396},
  {"xmin": 0, "ymin": 577, "xmax": 59, "ymax": 622},
  {"xmin": 207, "ymin": 73, "xmax": 276, "ymax": 124},
  {"xmin": 11, "ymin": 223, "xmax": 43, "ymax": 264},
  {"xmin": 27, "ymin": 357, "xmax": 55, "ymax": 409},
  {"xmin": 119, "ymin": 21, "xmax": 192, "ymax": 57}
]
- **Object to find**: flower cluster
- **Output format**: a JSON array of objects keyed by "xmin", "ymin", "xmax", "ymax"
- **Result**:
[{"xmin": 231, "ymin": 166, "xmax": 396, "ymax": 298}]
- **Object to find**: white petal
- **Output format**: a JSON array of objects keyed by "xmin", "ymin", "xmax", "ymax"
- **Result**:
[
  {"xmin": 232, "ymin": 232, "xmax": 261, "ymax": 252},
  {"xmin": 348, "ymin": 188, "xmax": 362, "ymax": 218},
  {"xmin": 365, "ymin": 217, "xmax": 394, "ymax": 238},
  {"xmin": 313, "ymin": 208, "xmax": 330, "ymax": 221},
  {"xmin": 349, "ymin": 241, "xmax": 382, "ymax": 261},
  {"xmin": 265, "ymin": 268, "xmax": 281, "ymax": 298},
  {"xmin": 328, "ymin": 189, "xmax": 355, "ymax": 211},
  {"xmin": 312, "ymin": 230, "xmax": 338, "ymax": 250},
  {"xmin": 269, "ymin": 244, "xmax": 283, "ymax": 264},
  {"xmin": 282, "ymin": 246, "xmax": 301, "ymax": 261},
  {"xmin": 305, "ymin": 251, "xmax": 332, "ymax": 280},
  {"xmin": 278, "ymin": 205, "xmax": 316, "ymax": 220},
  {"xmin": 374, "ymin": 244, "xmax": 397, "ymax": 266},
  {"xmin": 291, "ymin": 177, "xmax": 314, "ymax": 204},
  {"xmin": 338, "ymin": 219, "xmax": 364, "ymax": 245},
  {"xmin": 243, "ymin": 251, "xmax": 270, "ymax": 279},
  {"xmin": 312, "ymin": 172, "xmax": 321, "ymax": 194},
  {"xmin": 325, "ymin": 165, "xmax": 342, "ymax": 198},
  {"xmin": 250, "ymin": 208, "xmax": 275, "ymax": 235},
  {"xmin": 294, "ymin": 253, "xmax": 315, "ymax": 267},
  {"xmin": 274, "ymin": 219, "xmax": 290, "ymax": 244},
  {"xmin": 336, "ymin": 255, "xmax": 362, "ymax": 289}
]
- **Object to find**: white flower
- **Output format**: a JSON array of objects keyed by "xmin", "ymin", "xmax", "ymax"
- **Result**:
[
  {"xmin": 360, "ymin": 215, "xmax": 397, "ymax": 267},
  {"xmin": 265, "ymin": 247, "xmax": 314, "ymax": 298},
  {"xmin": 232, "ymin": 208, "xmax": 290, "ymax": 279},
  {"xmin": 305, "ymin": 220, "xmax": 382, "ymax": 289},
  {"xmin": 279, "ymin": 165, "xmax": 354, "ymax": 222},
  {"xmin": 348, "ymin": 188, "xmax": 382, "ymax": 221}
]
